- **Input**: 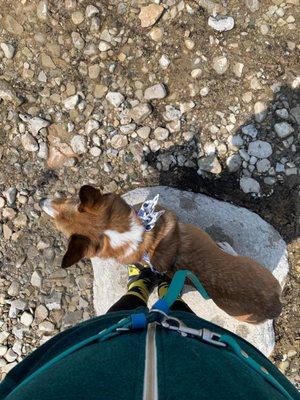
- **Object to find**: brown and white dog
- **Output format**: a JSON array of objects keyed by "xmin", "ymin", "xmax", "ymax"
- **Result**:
[{"xmin": 40, "ymin": 185, "xmax": 282, "ymax": 324}]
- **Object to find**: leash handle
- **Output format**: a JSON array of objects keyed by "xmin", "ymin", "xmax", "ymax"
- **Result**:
[{"xmin": 162, "ymin": 270, "xmax": 210, "ymax": 307}]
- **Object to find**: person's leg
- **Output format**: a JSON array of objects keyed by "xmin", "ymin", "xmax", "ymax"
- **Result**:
[
  {"xmin": 107, "ymin": 264, "xmax": 157, "ymax": 313},
  {"xmin": 157, "ymin": 276, "xmax": 195, "ymax": 314}
]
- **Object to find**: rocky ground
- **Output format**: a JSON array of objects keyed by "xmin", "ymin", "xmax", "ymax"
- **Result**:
[{"xmin": 0, "ymin": 0, "xmax": 299, "ymax": 387}]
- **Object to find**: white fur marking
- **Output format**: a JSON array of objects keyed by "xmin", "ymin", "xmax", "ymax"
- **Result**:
[
  {"xmin": 41, "ymin": 199, "xmax": 57, "ymax": 218},
  {"xmin": 104, "ymin": 217, "xmax": 144, "ymax": 256}
]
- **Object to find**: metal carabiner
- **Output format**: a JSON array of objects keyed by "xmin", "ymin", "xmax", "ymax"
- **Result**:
[{"xmin": 160, "ymin": 315, "xmax": 226, "ymax": 348}]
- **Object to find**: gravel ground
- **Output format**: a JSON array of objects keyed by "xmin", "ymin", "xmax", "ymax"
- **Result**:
[{"xmin": 0, "ymin": 0, "xmax": 299, "ymax": 387}]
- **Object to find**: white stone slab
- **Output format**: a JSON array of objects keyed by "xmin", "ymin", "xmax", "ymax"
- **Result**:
[{"xmin": 92, "ymin": 186, "xmax": 289, "ymax": 356}]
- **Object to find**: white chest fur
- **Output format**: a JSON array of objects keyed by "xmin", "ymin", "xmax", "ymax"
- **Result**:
[{"xmin": 104, "ymin": 217, "xmax": 144, "ymax": 257}]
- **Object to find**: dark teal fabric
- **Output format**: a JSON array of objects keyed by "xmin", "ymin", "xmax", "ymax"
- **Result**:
[{"xmin": 0, "ymin": 308, "xmax": 299, "ymax": 400}]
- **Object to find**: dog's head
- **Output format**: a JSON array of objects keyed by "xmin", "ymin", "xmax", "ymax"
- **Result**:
[{"xmin": 40, "ymin": 185, "xmax": 133, "ymax": 268}]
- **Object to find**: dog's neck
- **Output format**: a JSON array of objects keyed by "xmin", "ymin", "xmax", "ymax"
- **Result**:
[{"xmin": 104, "ymin": 213, "xmax": 145, "ymax": 258}]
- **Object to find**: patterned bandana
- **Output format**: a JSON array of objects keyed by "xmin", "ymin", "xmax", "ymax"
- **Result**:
[{"xmin": 137, "ymin": 194, "xmax": 165, "ymax": 232}]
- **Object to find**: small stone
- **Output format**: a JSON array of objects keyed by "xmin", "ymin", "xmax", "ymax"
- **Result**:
[
  {"xmin": 3, "ymin": 224, "xmax": 12, "ymax": 240},
  {"xmin": 0, "ymin": 43, "xmax": 15, "ymax": 59},
  {"xmin": 198, "ymin": 154, "xmax": 222, "ymax": 174},
  {"xmin": 2, "ymin": 15, "xmax": 24, "ymax": 35},
  {"xmin": 85, "ymin": 119, "xmax": 100, "ymax": 135},
  {"xmin": 64, "ymin": 94, "xmax": 79, "ymax": 110},
  {"xmin": 41, "ymin": 53, "xmax": 56, "ymax": 69},
  {"xmin": 254, "ymin": 101, "xmax": 267, "ymax": 122},
  {"xmin": 71, "ymin": 32, "xmax": 85, "ymax": 50},
  {"xmin": 185, "ymin": 39, "xmax": 195, "ymax": 50},
  {"xmin": 20, "ymin": 311, "xmax": 33, "ymax": 327},
  {"xmin": 7, "ymin": 281, "xmax": 20, "ymax": 297},
  {"xmin": 200, "ymin": 87, "xmax": 209, "ymax": 96},
  {"xmin": 98, "ymin": 41, "xmax": 111, "ymax": 52},
  {"xmin": 137, "ymin": 126, "xmax": 151, "ymax": 139},
  {"xmin": 0, "ymin": 332, "xmax": 9, "ymax": 344},
  {"xmin": 226, "ymin": 154, "xmax": 242, "ymax": 172},
  {"xmin": 275, "ymin": 108, "xmax": 289, "ymax": 119},
  {"xmin": 275, "ymin": 163, "xmax": 285, "ymax": 173},
  {"xmin": 139, "ymin": 4, "xmax": 164, "ymax": 28},
  {"xmin": 0, "ymin": 80, "xmax": 22, "ymax": 105},
  {"xmin": 111, "ymin": 135, "xmax": 128, "ymax": 149},
  {"xmin": 285, "ymin": 167, "xmax": 297, "ymax": 176},
  {"xmin": 248, "ymin": 140, "xmax": 272, "ymax": 158},
  {"xmin": 208, "ymin": 15, "xmax": 235, "ymax": 32},
  {"xmin": 149, "ymin": 139, "xmax": 160, "ymax": 152},
  {"xmin": 71, "ymin": 135, "xmax": 87, "ymax": 154},
  {"xmin": 21, "ymin": 133, "xmax": 39, "ymax": 152},
  {"xmin": 45, "ymin": 291, "xmax": 62, "ymax": 310},
  {"xmin": 94, "ymin": 84, "xmax": 108, "ymax": 98},
  {"xmin": 35, "ymin": 304, "xmax": 48, "ymax": 322},
  {"xmin": 274, "ymin": 122, "xmax": 294, "ymax": 138},
  {"xmin": 4, "ymin": 187, "xmax": 17, "ymax": 205},
  {"xmin": 144, "ymin": 84, "xmax": 167, "ymax": 100},
  {"xmin": 240, "ymin": 177, "xmax": 260, "ymax": 193},
  {"xmin": 85, "ymin": 5, "xmax": 99, "ymax": 18},
  {"xmin": 278, "ymin": 360, "xmax": 290, "ymax": 375},
  {"xmin": 159, "ymin": 55, "xmax": 170, "ymax": 69},
  {"xmin": 164, "ymin": 105, "xmax": 181, "ymax": 121},
  {"xmin": 90, "ymin": 147, "xmax": 101, "ymax": 157},
  {"xmin": 4, "ymin": 349, "xmax": 17, "ymax": 363},
  {"xmin": 149, "ymin": 27, "xmax": 164, "ymax": 42},
  {"xmin": 38, "ymin": 71, "xmax": 47, "ymax": 82},
  {"xmin": 31, "ymin": 271, "xmax": 42, "ymax": 287},
  {"xmin": 0, "ymin": 346, "xmax": 7, "ymax": 356},
  {"xmin": 19, "ymin": 115, "xmax": 50, "ymax": 136},
  {"xmin": 38, "ymin": 142, "xmax": 49, "ymax": 159},
  {"xmin": 119, "ymin": 124, "xmax": 136, "ymax": 134},
  {"xmin": 71, "ymin": 10, "xmax": 84, "ymax": 25},
  {"xmin": 242, "ymin": 124, "xmax": 258, "ymax": 138},
  {"xmin": 256, "ymin": 159, "xmax": 271, "ymax": 173},
  {"xmin": 106, "ymin": 92, "xmax": 125, "ymax": 107},
  {"xmin": 0, "ymin": 197, "xmax": 5, "ymax": 208},
  {"xmin": 290, "ymin": 105, "xmax": 300, "ymax": 125},
  {"xmin": 191, "ymin": 69, "xmax": 202, "ymax": 79},
  {"xmin": 37, "ymin": 0, "xmax": 48, "ymax": 20},
  {"xmin": 13, "ymin": 213, "xmax": 28, "ymax": 228},
  {"xmin": 154, "ymin": 127, "xmax": 169, "ymax": 141},
  {"xmin": 88, "ymin": 64, "xmax": 100, "ymax": 79},
  {"xmin": 9, "ymin": 299, "xmax": 26, "ymax": 318},
  {"xmin": 130, "ymin": 103, "xmax": 152, "ymax": 123},
  {"xmin": 39, "ymin": 321, "xmax": 55, "ymax": 332},
  {"xmin": 212, "ymin": 56, "xmax": 228, "ymax": 75},
  {"xmin": 232, "ymin": 62, "xmax": 244, "ymax": 78},
  {"xmin": 287, "ymin": 350, "xmax": 297, "ymax": 358},
  {"xmin": 260, "ymin": 24, "xmax": 269, "ymax": 35},
  {"xmin": 245, "ymin": 0, "xmax": 260, "ymax": 12}
]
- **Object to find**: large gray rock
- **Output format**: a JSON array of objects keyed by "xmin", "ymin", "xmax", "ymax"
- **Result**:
[{"xmin": 92, "ymin": 186, "xmax": 289, "ymax": 356}]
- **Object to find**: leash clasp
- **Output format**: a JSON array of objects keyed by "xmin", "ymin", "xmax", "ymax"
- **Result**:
[{"xmin": 160, "ymin": 315, "xmax": 226, "ymax": 348}]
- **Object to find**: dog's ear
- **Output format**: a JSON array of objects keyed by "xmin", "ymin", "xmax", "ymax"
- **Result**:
[
  {"xmin": 79, "ymin": 185, "xmax": 102, "ymax": 211},
  {"xmin": 61, "ymin": 234, "xmax": 91, "ymax": 268}
]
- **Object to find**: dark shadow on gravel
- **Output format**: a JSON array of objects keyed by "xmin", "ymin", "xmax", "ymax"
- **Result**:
[{"xmin": 144, "ymin": 84, "xmax": 299, "ymax": 243}]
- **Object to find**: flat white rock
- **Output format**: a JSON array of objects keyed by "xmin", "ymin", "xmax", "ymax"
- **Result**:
[
  {"xmin": 208, "ymin": 15, "xmax": 235, "ymax": 32},
  {"xmin": 92, "ymin": 186, "xmax": 289, "ymax": 356}
]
